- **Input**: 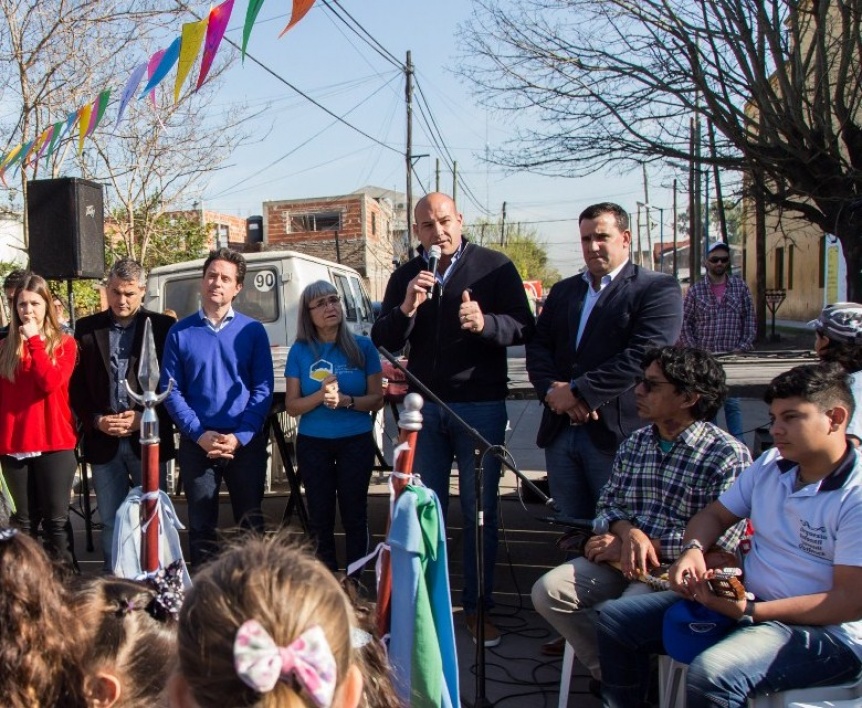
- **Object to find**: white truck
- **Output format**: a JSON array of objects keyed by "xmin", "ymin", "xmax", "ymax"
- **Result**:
[{"xmin": 143, "ymin": 250, "xmax": 377, "ymax": 375}]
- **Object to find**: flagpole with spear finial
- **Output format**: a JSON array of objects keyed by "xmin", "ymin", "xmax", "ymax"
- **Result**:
[{"xmin": 125, "ymin": 317, "xmax": 173, "ymax": 573}]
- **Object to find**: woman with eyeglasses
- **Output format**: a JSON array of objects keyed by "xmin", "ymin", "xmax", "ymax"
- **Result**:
[
  {"xmin": 285, "ymin": 280, "xmax": 384, "ymax": 576},
  {"xmin": 0, "ymin": 274, "xmax": 78, "ymax": 564}
]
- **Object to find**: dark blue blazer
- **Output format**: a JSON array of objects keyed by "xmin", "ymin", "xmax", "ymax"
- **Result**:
[{"xmin": 526, "ymin": 262, "xmax": 683, "ymax": 452}]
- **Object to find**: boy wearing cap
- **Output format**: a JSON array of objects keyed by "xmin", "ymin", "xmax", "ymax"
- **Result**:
[
  {"xmin": 596, "ymin": 363, "xmax": 862, "ymax": 707},
  {"xmin": 812, "ymin": 302, "xmax": 862, "ymax": 442},
  {"xmin": 680, "ymin": 243, "xmax": 755, "ymax": 441}
]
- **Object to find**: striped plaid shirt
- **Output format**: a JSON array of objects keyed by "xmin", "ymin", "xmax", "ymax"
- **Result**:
[
  {"xmin": 595, "ymin": 420, "xmax": 752, "ymax": 561},
  {"xmin": 680, "ymin": 275, "xmax": 756, "ymax": 353}
]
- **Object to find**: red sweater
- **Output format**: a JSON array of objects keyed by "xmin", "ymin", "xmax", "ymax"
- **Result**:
[{"xmin": 0, "ymin": 334, "xmax": 78, "ymax": 455}]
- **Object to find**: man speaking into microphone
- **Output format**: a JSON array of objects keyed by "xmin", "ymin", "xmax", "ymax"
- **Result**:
[{"xmin": 373, "ymin": 192, "xmax": 534, "ymax": 646}]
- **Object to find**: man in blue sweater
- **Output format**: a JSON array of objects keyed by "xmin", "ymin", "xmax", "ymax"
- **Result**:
[{"xmin": 161, "ymin": 248, "xmax": 274, "ymax": 566}]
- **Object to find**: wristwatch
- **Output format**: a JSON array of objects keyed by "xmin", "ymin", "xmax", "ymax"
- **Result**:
[
  {"xmin": 739, "ymin": 599, "xmax": 756, "ymax": 625},
  {"xmin": 680, "ymin": 540, "xmax": 705, "ymax": 554},
  {"xmin": 345, "ymin": 396, "xmax": 355, "ymax": 410}
]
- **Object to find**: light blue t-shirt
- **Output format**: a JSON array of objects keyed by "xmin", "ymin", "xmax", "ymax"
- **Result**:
[
  {"xmin": 285, "ymin": 336, "xmax": 382, "ymax": 439},
  {"xmin": 720, "ymin": 446, "xmax": 862, "ymax": 660}
]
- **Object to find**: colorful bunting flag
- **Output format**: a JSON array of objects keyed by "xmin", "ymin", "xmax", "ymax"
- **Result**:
[
  {"xmin": 280, "ymin": 0, "xmax": 317, "ymax": 36},
  {"xmin": 145, "ymin": 49, "xmax": 167, "ymax": 107},
  {"xmin": 140, "ymin": 37, "xmax": 181, "ymax": 100},
  {"xmin": 116, "ymin": 62, "xmax": 148, "ymax": 127},
  {"xmin": 33, "ymin": 125, "xmax": 55, "ymax": 164},
  {"xmin": 78, "ymin": 104, "xmax": 92, "ymax": 154},
  {"xmin": 197, "ymin": 0, "xmax": 235, "ymax": 90},
  {"xmin": 175, "ymin": 18, "xmax": 208, "ymax": 102},
  {"xmin": 1, "ymin": 0, "xmax": 320, "ymax": 177},
  {"xmin": 87, "ymin": 89, "xmax": 112, "ymax": 136},
  {"xmin": 242, "ymin": 0, "xmax": 266, "ymax": 57},
  {"xmin": 45, "ymin": 121, "xmax": 63, "ymax": 159}
]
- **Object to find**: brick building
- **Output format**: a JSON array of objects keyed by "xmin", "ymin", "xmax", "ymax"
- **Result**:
[{"xmin": 262, "ymin": 189, "xmax": 402, "ymax": 300}]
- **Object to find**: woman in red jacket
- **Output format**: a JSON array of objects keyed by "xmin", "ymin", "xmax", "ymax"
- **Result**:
[{"xmin": 0, "ymin": 274, "xmax": 78, "ymax": 563}]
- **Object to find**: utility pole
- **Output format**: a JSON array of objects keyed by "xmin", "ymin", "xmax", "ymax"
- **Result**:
[
  {"xmin": 642, "ymin": 162, "xmax": 652, "ymax": 269},
  {"xmin": 500, "ymin": 201, "xmax": 507, "ymax": 246},
  {"xmin": 435, "ymin": 157, "xmax": 440, "ymax": 193},
  {"xmin": 405, "ymin": 51, "xmax": 414, "ymax": 255},
  {"xmin": 709, "ymin": 120, "xmax": 728, "ymax": 244},
  {"xmin": 673, "ymin": 179, "xmax": 679, "ymax": 279},
  {"xmin": 452, "ymin": 161, "xmax": 458, "ymax": 208},
  {"xmin": 690, "ymin": 115, "xmax": 703, "ymax": 283}
]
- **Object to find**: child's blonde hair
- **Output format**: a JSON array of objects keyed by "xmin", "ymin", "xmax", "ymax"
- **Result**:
[{"xmin": 176, "ymin": 534, "xmax": 357, "ymax": 708}]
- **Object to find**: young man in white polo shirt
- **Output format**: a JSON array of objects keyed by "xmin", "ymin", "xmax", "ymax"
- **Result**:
[{"xmin": 596, "ymin": 362, "xmax": 862, "ymax": 708}]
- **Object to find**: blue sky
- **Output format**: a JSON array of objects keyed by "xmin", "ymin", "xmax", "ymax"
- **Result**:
[{"xmin": 200, "ymin": 0, "xmax": 680, "ymax": 278}]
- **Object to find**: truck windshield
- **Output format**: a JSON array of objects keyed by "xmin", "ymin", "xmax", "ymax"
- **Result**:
[{"xmin": 163, "ymin": 267, "xmax": 279, "ymax": 323}]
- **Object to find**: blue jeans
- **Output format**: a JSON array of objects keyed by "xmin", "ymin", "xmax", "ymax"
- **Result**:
[
  {"xmin": 597, "ymin": 590, "xmax": 862, "ymax": 708},
  {"xmin": 296, "ymin": 432, "xmax": 374, "ymax": 575},
  {"xmin": 413, "ymin": 400, "xmax": 507, "ymax": 614},
  {"xmin": 178, "ymin": 434, "xmax": 267, "ymax": 567},
  {"xmin": 544, "ymin": 425, "xmax": 615, "ymax": 519},
  {"xmin": 91, "ymin": 438, "xmax": 168, "ymax": 570},
  {"xmin": 712, "ymin": 397, "xmax": 744, "ymax": 441}
]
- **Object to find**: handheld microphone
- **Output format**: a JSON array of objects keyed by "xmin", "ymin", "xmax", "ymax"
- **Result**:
[{"xmin": 426, "ymin": 244, "xmax": 441, "ymax": 299}]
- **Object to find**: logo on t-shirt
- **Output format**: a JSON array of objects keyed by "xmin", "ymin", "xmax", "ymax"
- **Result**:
[
  {"xmin": 798, "ymin": 519, "xmax": 828, "ymax": 559},
  {"xmin": 309, "ymin": 359, "xmax": 334, "ymax": 382}
]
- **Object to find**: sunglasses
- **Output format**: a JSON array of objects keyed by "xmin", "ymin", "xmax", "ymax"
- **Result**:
[
  {"xmin": 635, "ymin": 377, "xmax": 676, "ymax": 393},
  {"xmin": 708, "ymin": 256, "xmax": 729, "ymax": 264},
  {"xmin": 308, "ymin": 295, "xmax": 341, "ymax": 311}
]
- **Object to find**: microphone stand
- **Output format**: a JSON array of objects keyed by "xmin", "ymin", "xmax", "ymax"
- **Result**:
[{"xmin": 378, "ymin": 348, "xmax": 555, "ymax": 708}]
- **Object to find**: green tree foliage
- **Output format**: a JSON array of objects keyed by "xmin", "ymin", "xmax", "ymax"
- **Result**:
[
  {"xmin": 108, "ymin": 207, "xmax": 209, "ymax": 272},
  {"xmin": 467, "ymin": 218, "xmax": 560, "ymax": 285}
]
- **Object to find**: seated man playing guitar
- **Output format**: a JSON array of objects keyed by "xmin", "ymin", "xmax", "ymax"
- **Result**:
[
  {"xmin": 597, "ymin": 363, "xmax": 862, "ymax": 707},
  {"xmin": 532, "ymin": 346, "xmax": 752, "ymax": 690}
]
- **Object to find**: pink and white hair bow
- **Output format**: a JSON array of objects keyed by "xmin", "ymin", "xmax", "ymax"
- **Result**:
[{"xmin": 234, "ymin": 620, "xmax": 337, "ymax": 706}]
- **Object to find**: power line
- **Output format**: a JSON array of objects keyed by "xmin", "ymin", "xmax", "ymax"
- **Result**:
[
  {"xmin": 174, "ymin": 0, "xmax": 401, "ymax": 156},
  {"xmin": 320, "ymin": 0, "xmax": 404, "ymax": 70}
]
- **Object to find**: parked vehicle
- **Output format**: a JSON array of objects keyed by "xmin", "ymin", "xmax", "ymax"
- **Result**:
[{"xmin": 144, "ymin": 251, "xmax": 376, "ymax": 374}]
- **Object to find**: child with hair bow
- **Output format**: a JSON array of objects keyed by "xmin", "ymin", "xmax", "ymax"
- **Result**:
[{"xmin": 168, "ymin": 534, "xmax": 365, "ymax": 708}]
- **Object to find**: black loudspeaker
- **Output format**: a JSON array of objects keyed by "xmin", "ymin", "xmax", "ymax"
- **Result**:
[{"xmin": 27, "ymin": 177, "xmax": 105, "ymax": 279}]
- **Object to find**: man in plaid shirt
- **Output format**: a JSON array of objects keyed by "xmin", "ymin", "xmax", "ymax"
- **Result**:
[
  {"xmin": 680, "ymin": 242, "xmax": 756, "ymax": 440},
  {"xmin": 531, "ymin": 346, "xmax": 751, "ymax": 694}
]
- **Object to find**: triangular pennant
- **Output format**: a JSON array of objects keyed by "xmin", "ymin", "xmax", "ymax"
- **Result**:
[
  {"xmin": 116, "ymin": 62, "xmax": 148, "ymax": 127},
  {"xmin": 87, "ymin": 89, "xmax": 112, "ymax": 136},
  {"xmin": 196, "ymin": 0, "xmax": 235, "ymax": 90},
  {"xmin": 139, "ymin": 37, "xmax": 181, "ymax": 100},
  {"xmin": 144, "ymin": 49, "xmax": 167, "ymax": 107},
  {"xmin": 46, "ymin": 121, "xmax": 63, "ymax": 159},
  {"xmin": 33, "ymin": 125, "xmax": 55, "ymax": 165},
  {"xmin": 78, "ymin": 104, "xmax": 92, "ymax": 154},
  {"xmin": 1, "ymin": 143, "xmax": 24, "ymax": 170},
  {"xmin": 175, "ymin": 17, "xmax": 208, "ymax": 103},
  {"xmin": 11, "ymin": 139, "xmax": 34, "ymax": 176},
  {"xmin": 279, "ymin": 0, "xmax": 316, "ymax": 36},
  {"xmin": 242, "ymin": 0, "xmax": 266, "ymax": 57}
]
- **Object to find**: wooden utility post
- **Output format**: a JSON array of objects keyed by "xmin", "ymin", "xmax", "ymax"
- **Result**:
[{"xmin": 405, "ymin": 51, "xmax": 414, "ymax": 254}]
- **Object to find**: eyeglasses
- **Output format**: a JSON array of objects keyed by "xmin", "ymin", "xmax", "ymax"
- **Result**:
[
  {"xmin": 636, "ymin": 377, "xmax": 676, "ymax": 393},
  {"xmin": 308, "ymin": 295, "xmax": 341, "ymax": 311},
  {"xmin": 708, "ymin": 256, "xmax": 729, "ymax": 264}
]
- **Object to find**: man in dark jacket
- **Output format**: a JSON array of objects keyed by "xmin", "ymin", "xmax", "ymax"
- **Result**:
[
  {"xmin": 527, "ymin": 202, "xmax": 683, "ymax": 521},
  {"xmin": 71, "ymin": 258, "xmax": 176, "ymax": 570},
  {"xmin": 372, "ymin": 192, "xmax": 535, "ymax": 646}
]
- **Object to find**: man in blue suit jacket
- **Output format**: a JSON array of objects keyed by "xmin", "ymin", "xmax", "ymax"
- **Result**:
[{"xmin": 527, "ymin": 202, "xmax": 683, "ymax": 519}]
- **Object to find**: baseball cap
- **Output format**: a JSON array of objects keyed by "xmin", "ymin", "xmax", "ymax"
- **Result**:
[
  {"xmin": 808, "ymin": 303, "xmax": 862, "ymax": 345},
  {"xmin": 706, "ymin": 243, "xmax": 730, "ymax": 255},
  {"xmin": 662, "ymin": 599, "xmax": 736, "ymax": 664}
]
